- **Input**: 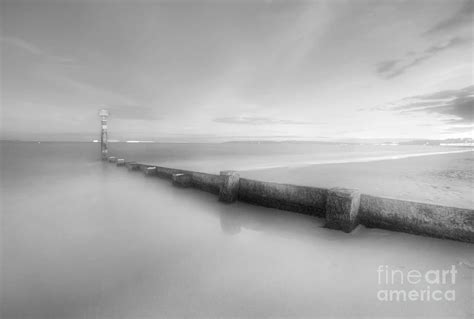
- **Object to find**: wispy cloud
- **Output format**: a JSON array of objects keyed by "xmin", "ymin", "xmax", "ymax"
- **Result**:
[
  {"xmin": 424, "ymin": 0, "xmax": 474, "ymax": 36},
  {"xmin": 442, "ymin": 125, "xmax": 474, "ymax": 134},
  {"xmin": 1, "ymin": 35, "xmax": 78, "ymax": 68},
  {"xmin": 0, "ymin": 36, "xmax": 44, "ymax": 55},
  {"xmin": 376, "ymin": 37, "xmax": 471, "ymax": 79},
  {"xmin": 375, "ymin": 60, "xmax": 400, "ymax": 74},
  {"xmin": 213, "ymin": 116, "xmax": 316, "ymax": 125},
  {"xmin": 384, "ymin": 85, "xmax": 474, "ymax": 124},
  {"xmin": 409, "ymin": 86, "xmax": 473, "ymax": 100}
]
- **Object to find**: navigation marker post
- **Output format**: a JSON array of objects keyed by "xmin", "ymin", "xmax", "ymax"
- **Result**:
[{"xmin": 99, "ymin": 109, "xmax": 109, "ymax": 160}]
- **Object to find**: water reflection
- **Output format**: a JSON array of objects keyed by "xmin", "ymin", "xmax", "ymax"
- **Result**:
[
  {"xmin": 217, "ymin": 198, "xmax": 330, "ymax": 241},
  {"xmin": 219, "ymin": 204, "xmax": 241, "ymax": 235}
]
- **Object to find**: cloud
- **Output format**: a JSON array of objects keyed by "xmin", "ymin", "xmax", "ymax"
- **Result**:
[
  {"xmin": 375, "ymin": 60, "xmax": 399, "ymax": 74},
  {"xmin": 1, "ymin": 35, "xmax": 78, "ymax": 68},
  {"xmin": 383, "ymin": 55, "xmax": 432, "ymax": 79},
  {"xmin": 426, "ymin": 98, "xmax": 473, "ymax": 124},
  {"xmin": 0, "ymin": 36, "xmax": 44, "ymax": 55},
  {"xmin": 442, "ymin": 125, "xmax": 474, "ymax": 133},
  {"xmin": 424, "ymin": 37, "xmax": 470, "ymax": 54},
  {"xmin": 387, "ymin": 85, "xmax": 474, "ymax": 124},
  {"xmin": 410, "ymin": 85, "xmax": 473, "ymax": 100},
  {"xmin": 424, "ymin": 1, "xmax": 474, "ymax": 36},
  {"xmin": 213, "ymin": 116, "xmax": 315, "ymax": 125},
  {"xmin": 376, "ymin": 37, "xmax": 471, "ymax": 79}
]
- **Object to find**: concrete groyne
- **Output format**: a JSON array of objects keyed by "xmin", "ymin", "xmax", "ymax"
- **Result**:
[
  {"xmin": 138, "ymin": 164, "xmax": 223, "ymax": 194},
  {"xmin": 238, "ymin": 179, "xmax": 328, "ymax": 217},
  {"xmin": 359, "ymin": 195, "xmax": 473, "ymax": 243},
  {"xmin": 109, "ymin": 157, "xmax": 473, "ymax": 243}
]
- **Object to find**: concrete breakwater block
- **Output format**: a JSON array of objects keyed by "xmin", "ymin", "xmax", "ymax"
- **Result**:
[
  {"xmin": 116, "ymin": 159, "xmax": 125, "ymax": 166},
  {"xmin": 237, "ymin": 179, "xmax": 328, "ymax": 217},
  {"xmin": 325, "ymin": 188, "xmax": 361, "ymax": 233},
  {"xmin": 125, "ymin": 162, "xmax": 139, "ymax": 171},
  {"xmin": 139, "ymin": 165, "xmax": 152, "ymax": 173},
  {"xmin": 172, "ymin": 173, "xmax": 192, "ymax": 187},
  {"xmin": 219, "ymin": 171, "xmax": 240, "ymax": 203},
  {"xmin": 107, "ymin": 156, "xmax": 117, "ymax": 163},
  {"xmin": 145, "ymin": 167, "xmax": 157, "ymax": 176},
  {"xmin": 359, "ymin": 195, "xmax": 474, "ymax": 243}
]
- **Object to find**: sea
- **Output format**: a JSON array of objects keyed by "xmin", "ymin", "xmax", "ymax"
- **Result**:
[{"xmin": 1, "ymin": 141, "xmax": 473, "ymax": 318}]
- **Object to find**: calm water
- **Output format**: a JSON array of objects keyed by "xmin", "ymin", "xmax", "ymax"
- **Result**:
[{"xmin": 1, "ymin": 142, "xmax": 473, "ymax": 318}]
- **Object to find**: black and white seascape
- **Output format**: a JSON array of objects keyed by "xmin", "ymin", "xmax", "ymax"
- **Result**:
[{"xmin": 1, "ymin": 1, "xmax": 473, "ymax": 318}]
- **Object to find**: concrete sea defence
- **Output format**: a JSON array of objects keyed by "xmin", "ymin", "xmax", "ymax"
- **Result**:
[
  {"xmin": 137, "ymin": 164, "xmax": 223, "ymax": 194},
  {"xmin": 359, "ymin": 195, "xmax": 474, "ymax": 242},
  {"xmin": 106, "ymin": 156, "xmax": 474, "ymax": 243},
  {"xmin": 238, "ymin": 178, "xmax": 328, "ymax": 217}
]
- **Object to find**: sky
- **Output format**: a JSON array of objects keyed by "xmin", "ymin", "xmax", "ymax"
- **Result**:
[{"xmin": 0, "ymin": 0, "xmax": 473, "ymax": 142}]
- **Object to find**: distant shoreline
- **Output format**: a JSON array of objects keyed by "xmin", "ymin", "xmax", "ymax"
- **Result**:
[{"xmin": 1, "ymin": 139, "xmax": 473, "ymax": 147}]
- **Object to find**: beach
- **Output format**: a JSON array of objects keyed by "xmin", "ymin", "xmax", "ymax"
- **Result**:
[
  {"xmin": 241, "ymin": 150, "xmax": 474, "ymax": 209},
  {"xmin": 1, "ymin": 141, "xmax": 473, "ymax": 318},
  {"xmin": 106, "ymin": 141, "xmax": 473, "ymax": 209}
]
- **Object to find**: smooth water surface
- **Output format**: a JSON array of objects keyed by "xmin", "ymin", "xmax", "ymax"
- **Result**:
[{"xmin": 1, "ymin": 142, "xmax": 473, "ymax": 318}]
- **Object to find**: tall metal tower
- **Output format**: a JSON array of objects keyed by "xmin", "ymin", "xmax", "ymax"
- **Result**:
[{"xmin": 99, "ymin": 109, "xmax": 109, "ymax": 160}]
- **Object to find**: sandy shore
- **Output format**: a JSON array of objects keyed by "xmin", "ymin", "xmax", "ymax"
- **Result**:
[{"xmin": 240, "ymin": 151, "xmax": 474, "ymax": 209}]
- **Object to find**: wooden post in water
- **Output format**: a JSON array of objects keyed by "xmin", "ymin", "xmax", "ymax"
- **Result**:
[
  {"xmin": 145, "ymin": 167, "xmax": 157, "ymax": 176},
  {"xmin": 99, "ymin": 109, "xmax": 109, "ymax": 160},
  {"xmin": 125, "ymin": 162, "xmax": 139, "ymax": 171}
]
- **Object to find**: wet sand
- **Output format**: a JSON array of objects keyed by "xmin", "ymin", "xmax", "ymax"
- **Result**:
[
  {"xmin": 1, "ymin": 142, "xmax": 473, "ymax": 318},
  {"xmin": 241, "ymin": 151, "xmax": 474, "ymax": 209}
]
